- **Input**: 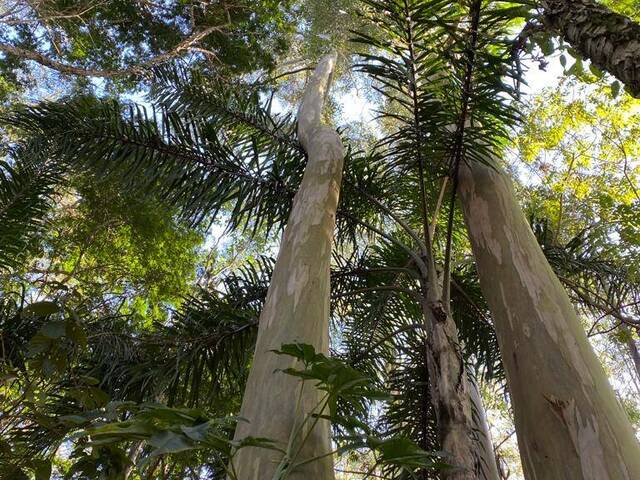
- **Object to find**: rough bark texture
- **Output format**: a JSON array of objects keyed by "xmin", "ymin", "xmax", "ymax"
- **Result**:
[
  {"xmin": 230, "ymin": 54, "xmax": 343, "ymax": 479},
  {"xmin": 468, "ymin": 375, "xmax": 500, "ymax": 480},
  {"xmin": 458, "ymin": 160, "xmax": 640, "ymax": 480},
  {"xmin": 420, "ymin": 288, "xmax": 481, "ymax": 479},
  {"xmin": 540, "ymin": 0, "xmax": 640, "ymax": 98}
]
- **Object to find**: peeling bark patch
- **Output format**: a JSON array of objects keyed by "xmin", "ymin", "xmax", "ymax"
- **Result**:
[
  {"xmin": 544, "ymin": 395, "xmax": 609, "ymax": 480},
  {"xmin": 263, "ymin": 284, "xmax": 279, "ymax": 329},
  {"xmin": 289, "ymin": 178, "xmax": 332, "ymax": 231},
  {"xmin": 460, "ymin": 188, "xmax": 503, "ymax": 264},
  {"xmin": 502, "ymin": 198, "xmax": 594, "ymax": 386},
  {"xmin": 499, "ymin": 284, "xmax": 513, "ymax": 330}
]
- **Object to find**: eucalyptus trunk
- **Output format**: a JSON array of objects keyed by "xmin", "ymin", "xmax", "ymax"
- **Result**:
[
  {"xmin": 540, "ymin": 0, "xmax": 640, "ymax": 97},
  {"xmin": 230, "ymin": 54, "xmax": 343, "ymax": 479},
  {"xmin": 458, "ymin": 160, "xmax": 640, "ymax": 479}
]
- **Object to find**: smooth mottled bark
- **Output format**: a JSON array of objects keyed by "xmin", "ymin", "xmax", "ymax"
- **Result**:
[
  {"xmin": 458, "ymin": 160, "xmax": 640, "ymax": 479},
  {"xmin": 468, "ymin": 375, "xmax": 500, "ymax": 480},
  {"xmin": 540, "ymin": 0, "xmax": 640, "ymax": 97},
  {"xmin": 230, "ymin": 54, "xmax": 343, "ymax": 479}
]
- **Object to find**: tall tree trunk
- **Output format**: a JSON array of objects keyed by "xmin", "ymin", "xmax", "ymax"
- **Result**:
[
  {"xmin": 540, "ymin": 0, "xmax": 640, "ymax": 97},
  {"xmin": 468, "ymin": 375, "xmax": 500, "ymax": 480},
  {"xmin": 458, "ymin": 160, "xmax": 640, "ymax": 479},
  {"xmin": 230, "ymin": 54, "xmax": 343, "ymax": 479},
  {"xmin": 420, "ymin": 286, "xmax": 490, "ymax": 479}
]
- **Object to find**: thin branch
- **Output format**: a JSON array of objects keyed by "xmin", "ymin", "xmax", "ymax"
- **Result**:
[
  {"xmin": 429, "ymin": 176, "xmax": 449, "ymax": 244},
  {"xmin": 442, "ymin": 0, "xmax": 482, "ymax": 311},
  {"xmin": 402, "ymin": 0, "xmax": 433, "ymax": 253},
  {"xmin": 450, "ymin": 277, "xmax": 493, "ymax": 327}
]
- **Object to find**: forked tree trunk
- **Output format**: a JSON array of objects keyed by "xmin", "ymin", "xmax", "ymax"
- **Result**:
[
  {"xmin": 230, "ymin": 54, "xmax": 343, "ymax": 479},
  {"xmin": 458, "ymin": 160, "xmax": 640, "ymax": 479},
  {"xmin": 540, "ymin": 0, "xmax": 640, "ymax": 97}
]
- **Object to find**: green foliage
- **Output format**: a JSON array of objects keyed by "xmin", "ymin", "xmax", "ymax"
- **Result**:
[
  {"xmin": 0, "ymin": 257, "xmax": 269, "ymax": 479},
  {"xmin": 60, "ymin": 344, "xmax": 442, "ymax": 479},
  {"xmin": 0, "ymin": 0, "xmax": 295, "ymax": 95},
  {"xmin": 3, "ymin": 1, "xmax": 640, "ymax": 478},
  {"xmin": 517, "ymin": 82, "xmax": 640, "ymax": 274},
  {"xmin": 6, "ymin": 84, "xmax": 304, "ymax": 232},
  {"xmin": 326, "ymin": 0, "xmax": 523, "ymax": 459},
  {"xmin": 43, "ymin": 176, "xmax": 202, "ymax": 311},
  {"xmin": 0, "ymin": 142, "xmax": 63, "ymax": 271}
]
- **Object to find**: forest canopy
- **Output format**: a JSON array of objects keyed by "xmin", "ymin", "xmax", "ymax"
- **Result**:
[{"xmin": 1, "ymin": 1, "xmax": 639, "ymax": 479}]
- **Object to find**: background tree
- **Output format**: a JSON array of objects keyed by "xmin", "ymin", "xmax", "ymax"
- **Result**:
[{"xmin": 0, "ymin": 0, "xmax": 294, "ymax": 98}]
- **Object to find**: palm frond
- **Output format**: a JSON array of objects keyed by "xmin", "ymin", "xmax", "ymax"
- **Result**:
[
  {"xmin": 0, "ymin": 141, "xmax": 63, "ymax": 272},
  {"xmin": 532, "ymin": 217, "xmax": 640, "ymax": 327},
  {"xmin": 87, "ymin": 257, "xmax": 274, "ymax": 409},
  {"xmin": 5, "ymin": 88, "xmax": 304, "ymax": 234}
]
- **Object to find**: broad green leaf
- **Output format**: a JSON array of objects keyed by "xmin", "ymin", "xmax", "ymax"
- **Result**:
[
  {"xmin": 148, "ymin": 431, "xmax": 194, "ymax": 456},
  {"xmin": 272, "ymin": 343, "xmax": 319, "ymax": 364},
  {"xmin": 611, "ymin": 80, "xmax": 621, "ymax": 98},
  {"xmin": 540, "ymin": 37, "xmax": 554, "ymax": 56},
  {"xmin": 23, "ymin": 301, "xmax": 60, "ymax": 317},
  {"xmin": 180, "ymin": 422, "xmax": 211, "ymax": 442},
  {"xmin": 59, "ymin": 415, "xmax": 90, "ymax": 426},
  {"xmin": 589, "ymin": 64, "xmax": 604, "ymax": 79},
  {"xmin": 66, "ymin": 320, "xmax": 88, "ymax": 348}
]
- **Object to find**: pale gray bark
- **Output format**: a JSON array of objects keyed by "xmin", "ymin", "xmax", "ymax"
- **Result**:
[
  {"xmin": 229, "ymin": 54, "xmax": 343, "ymax": 479},
  {"xmin": 458, "ymin": 160, "xmax": 640, "ymax": 479},
  {"xmin": 468, "ymin": 375, "xmax": 500, "ymax": 480}
]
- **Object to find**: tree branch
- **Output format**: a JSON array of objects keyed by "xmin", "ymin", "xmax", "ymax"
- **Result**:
[
  {"xmin": 0, "ymin": 24, "xmax": 226, "ymax": 78},
  {"xmin": 296, "ymin": 52, "xmax": 337, "ymax": 149}
]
